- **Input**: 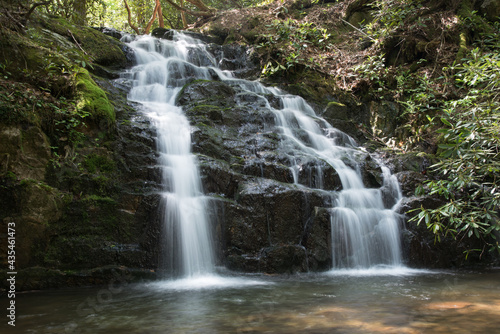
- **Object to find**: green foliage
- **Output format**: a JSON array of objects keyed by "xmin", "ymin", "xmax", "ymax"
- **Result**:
[
  {"xmin": 85, "ymin": 0, "xmax": 265, "ymax": 32},
  {"xmin": 33, "ymin": 0, "xmax": 103, "ymax": 25},
  {"xmin": 87, "ymin": 0, "xmax": 132, "ymax": 31},
  {"xmin": 365, "ymin": 0, "xmax": 425, "ymax": 44},
  {"xmin": 350, "ymin": 1, "xmax": 500, "ymax": 256},
  {"xmin": 411, "ymin": 46, "xmax": 500, "ymax": 254},
  {"xmin": 258, "ymin": 18, "xmax": 332, "ymax": 77},
  {"xmin": 0, "ymin": 82, "xmax": 39, "ymax": 125},
  {"xmin": 353, "ymin": 54, "xmax": 387, "ymax": 88}
]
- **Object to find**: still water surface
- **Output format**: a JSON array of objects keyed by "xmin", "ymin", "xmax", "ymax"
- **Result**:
[{"xmin": 7, "ymin": 268, "xmax": 500, "ymax": 333}]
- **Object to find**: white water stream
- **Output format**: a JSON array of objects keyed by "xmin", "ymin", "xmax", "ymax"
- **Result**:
[
  {"xmin": 122, "ymin": 31, "xmax": 403, "ymax": 276},
  {"xmin": 124, "ymin": 34, "xmax": 217, "ymax": 277}
]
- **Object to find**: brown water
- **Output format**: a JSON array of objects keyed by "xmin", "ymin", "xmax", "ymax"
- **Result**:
[{"xmin": 4, "ymin": 268, "xmax": 500, "ymax": 333}]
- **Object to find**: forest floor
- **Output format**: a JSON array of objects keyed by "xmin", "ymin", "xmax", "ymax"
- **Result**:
[{"xmin": 189, "ymin": 0, "xmax": 464, "ymax": 95}]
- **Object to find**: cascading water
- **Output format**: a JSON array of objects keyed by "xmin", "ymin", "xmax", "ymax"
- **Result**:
[
  {"xmin": 123, "ymin": 34, "xmax": 218, "ymax": 277},
  {"xmin": 270, "ymin": 95, "xmax": 403, "ymax": 269},
  {"xmin": 121, "ymin": 31, "xmax": 403, "ymax": 275}
]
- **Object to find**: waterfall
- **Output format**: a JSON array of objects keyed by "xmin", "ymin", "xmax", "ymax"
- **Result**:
[
  {"xmin": 121, "ymin": 31, "xmax": 403, "ymax": 275},
  {"xmin": 123, "ymin": 34, "xmax": 217, "ymax": 277},
  {"xmin": 271, "ymin": 93, "xmax": 403, "ymax": 269}
]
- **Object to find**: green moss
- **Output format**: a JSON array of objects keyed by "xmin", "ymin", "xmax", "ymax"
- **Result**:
[
  {"xmin": 19, "ymin": 178, "xmax": 54, "ymax": 192},
  {"xmin": 268, "ymin": 68, "xmax": 336, "ymax": 106},
  {"xmin": 4, "ymin": 171, "xmax": 17, "ymax": 181},
  {"xmin": 241, "ymin": 30, "xmax": 258, "ymax": 43},
  {"xmin": 82, "ymin": 194, "xmax": 117, "ymax": 205},
  {"xmin": 225, "ymin": 31, "xmax": 237, "ymax": 44},
  {"xmin": 84, "ymin": 153, "xmax": 116, "ymax": 174},
  {"xmin": 327, "ymin": 101, "xmax": 346, "ymax": 108},
  {"xmin": 92, "ymin": 175, "xmax": 114, "ymax": 195},
  {"xmin": 75, "ymin": 68, "xmax": 115, "ymax": 123},
  {"xmin": 40, "ymin": 16, "xmax": 128, "ymax": 68}
]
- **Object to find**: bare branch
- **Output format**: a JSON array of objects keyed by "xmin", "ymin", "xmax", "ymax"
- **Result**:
[
  {"xmin": 5, "ymin": 10, "xmax": 25, "ymax": 30},
  {"xmin": 340, "ymin": 18, "xmax": 375, "ymax": 41},
  {"xmin": 143, "ymin": 0, "xmax": 160, "ymax": 35},
  {"xmin": 185, "ymin": 0, "xmax": 212, "ymax": 13},
  {"xmin": 163, "ymin": 0, "xmax": 214, "ymax": 17},
  {"xmin": 123, "ymin": 0, "xmax": 141, "ymax": 35},
  {"xmin": 24, "ymin": 1, "xmax": 51, "ymax": 24}
]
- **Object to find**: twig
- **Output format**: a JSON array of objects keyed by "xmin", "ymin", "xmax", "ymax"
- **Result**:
[
  {"xmin": 340, "ymin": 18, "xmax": 375, "ymax": 41},
  {"xmin": 24, "ymin": 1, "xmax": 51, "ymax": 24},
  {"xmin": 67, "ymin": 30, "xmax": 96, "ymax": 64},
  {"xmin": 67, "ymin": 29, "xmax": 88, "ymax": 56},
  {"xmin": 5, "ymin": 10, "xmax": 25, "ymax": 30}
]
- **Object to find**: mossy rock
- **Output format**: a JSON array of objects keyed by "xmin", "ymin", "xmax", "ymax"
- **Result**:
[
  {"xmin": 0, "ymin": 180, "xmax": 65, "ymax": 268},
  {"xmin": 478, "ymin": 0, "xmax": 500, "ymax": 22},
  {"xmin": 323, "ymin": 101, "xmax": 349, "ymax": 121},
  {"xmin": 0, "ymin": 28, "xmax": 73, "ymax": 95},
  {"xmin": 83, "ymin": 152, "xmax": 116, "ymax": 174},
  {"xmin": 268, "ymin": 68, "xmax": 337, "ymax": 108},
  {"xmin": 76, "ymin": 68, "xmax": 115, "ymax": 123},
  {"xmin": 38, "ymin": 16, "xmax": 130, "ymax": 68},
  {"xmin": 39, "ymin": 194, "xmax": 140, "ymax": 269},
  {"xmin": 0, "ymin": 125, "xmax": 51, "ymax": 180},
  {"xmin": 176, "ymin": 80, "xmax": 235, "ymax": 107},
  {"xmin": 205, "ymin": 22, "xmax": 229, "ymax": 43}
]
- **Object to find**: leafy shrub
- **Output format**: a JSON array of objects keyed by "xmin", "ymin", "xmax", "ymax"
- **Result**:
[{"xmin": 412, "ymin": 47, "xmax": 500, "ymax": 255}]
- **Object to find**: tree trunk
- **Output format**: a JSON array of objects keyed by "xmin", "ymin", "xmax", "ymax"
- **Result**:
[
  {"xmin": 143, "ymin": 0, "xmax": 160, "ymax": 34},
  {"xmin": 156, "ymin": 0, "xmax": 164, "ymax": 28},
  {"xmin": 72, "ymin": 0, "xmax": 87, "ymax": 25},
  {"xmin": 123, "ymin": 0, "xmax": 141, "ymax": 34},
  {"xmin": 180, "ymin": 0, "xmax": 187, "ymax": 28}
]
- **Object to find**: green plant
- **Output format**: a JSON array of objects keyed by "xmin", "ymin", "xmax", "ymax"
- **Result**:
[
  {"xmin": 353, "ymin": 54, "xmax": 387, "ymax": 85},
  {"xmin": 411, "ymin": 47, "xmax": 500, "ymax": 255},
  {"xmin": 0, "ymin": 61, "xmax": 12, "ymax": 79},
  {"xmin": 364, "ymin": 0, "xmax": 424, "ymax": 44},
  {"xmin": 259, "ymin": 19, "xmax": 332, "ymax": 77}
]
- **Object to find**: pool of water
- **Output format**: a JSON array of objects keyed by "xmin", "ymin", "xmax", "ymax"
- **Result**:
[{"xmin": 6, "ymin": 268, "xmax": 500, "ymax": 333}]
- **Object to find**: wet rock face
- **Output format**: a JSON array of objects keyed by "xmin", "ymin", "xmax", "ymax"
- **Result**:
[
  {"xmin": 3, "ymin": 19, "xmax": 479, "ymax": 286},
  {"xmin": 0, "ymin": 88, "xmax": 164, "ymax": 279},
  {"xmin": 321, "ymin": 99, "xmax": 400, "ymax": 144},
  {"xmin": 177, "ymin": 77, "xmax": 380, "ymax": 273},
  {"xmin": 95, "ymin": 27, "xmax": 126, "ymax": 40},
  {"xmin": 152, "ymin": 27, "xmax": 260, "ymax": 78},
  {"xmin": 152, "ymin": 28, "xmax": 223, "ymax": 45}
]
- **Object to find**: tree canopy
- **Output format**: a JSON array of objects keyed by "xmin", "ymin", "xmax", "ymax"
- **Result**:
[{"xmin": 6, "ymin": 0, "xmax": 264, "ymax": 32}]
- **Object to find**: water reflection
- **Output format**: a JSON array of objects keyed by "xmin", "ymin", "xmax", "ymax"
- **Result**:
[{"xmin": 8, "ymin": 270, "xmax": 500, "ymax": 333}]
